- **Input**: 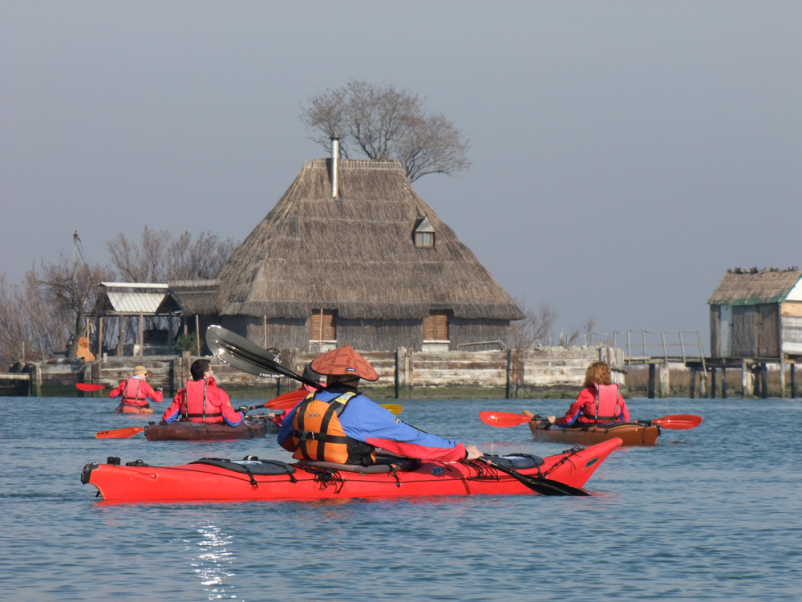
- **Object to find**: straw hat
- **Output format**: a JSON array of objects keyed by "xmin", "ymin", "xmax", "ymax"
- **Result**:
[
  {"xmin": 133, "ymin": 366, "xmax": 148, "ymax": 375},
  {"xmin": 310, "ymin": 346, "xmax": 379, "ymax": 381}
]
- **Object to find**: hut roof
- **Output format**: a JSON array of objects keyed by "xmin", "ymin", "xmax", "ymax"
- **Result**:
[
  {"xmin": 708, "ymin": 268, "xmax": 802, "ymax": 306},
  {"xmin": 218, "ymin": 159, "xmax": 524, "ymax": 321},
  {"xmin": 161, "ymin": 280, "xmax": 223, "ymax": 315}
]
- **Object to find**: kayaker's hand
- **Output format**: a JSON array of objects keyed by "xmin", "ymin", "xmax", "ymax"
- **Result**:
[
  {"xmin": 237, "ymin": 406, "xmax": 248, "ymax": 414},
  {"xmin": 464, "ymin": 444, "xmax": 483, "ymax": 460},
  {"xmin": 547, "ymin": 416, "xmax": 556, "ymax": 424}
]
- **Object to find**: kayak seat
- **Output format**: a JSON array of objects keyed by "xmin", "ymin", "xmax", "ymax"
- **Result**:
[
  {"xmin": 482, "ymin": 453, "xmax": 544, "ymax": 470},
  {"xmin": 295, "ymin": 453, "xmax": 421, "ymax": 474},
  {"xmin": 190, "ymin": 457, "xmax": 296, "ymax": 476}
]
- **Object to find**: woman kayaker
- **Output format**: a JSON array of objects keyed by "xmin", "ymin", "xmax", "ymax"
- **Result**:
[
  {"xmin": 162, "ymin": 359, "xmax": 245, "ymax": 426},
  {"xmin": 278, "ymin": 345, "xmax": 483, "ymax": 465},
  {"xmin": 546, "ymin": 361, "xmax": 630, "ymax": 426},
  {"xmin": 109, "ymin": 365, "xmax": 163, "ymax": 411}
]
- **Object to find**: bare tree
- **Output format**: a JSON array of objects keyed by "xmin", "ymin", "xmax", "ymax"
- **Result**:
[
  {"xmin": 108, "ymin": 227, "xmax": 237, "ymax": 282},
  {"xmin": 583, "ymin": 315, "xmax": 597, "ymax": 344},
  {"xmin": 301, "ymin": 80, "xmax": 470, "ymax": 182},
  {"xmin": 508, "ymin": 300, "xmax": 559, "ymax": 349}
]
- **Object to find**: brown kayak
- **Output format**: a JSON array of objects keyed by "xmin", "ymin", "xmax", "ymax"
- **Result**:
[
  {"xmin": 522, "ymin": 410, "xmax": 660, "ymax": 446},
  {"xmin": 144, "ymin": 417, "xmax": 279, "ymax": 441}
]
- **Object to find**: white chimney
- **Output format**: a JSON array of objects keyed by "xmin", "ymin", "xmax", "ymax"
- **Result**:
[{"xmin": 331, "ymin": 134, "xmax": 340, "ymax": 199}]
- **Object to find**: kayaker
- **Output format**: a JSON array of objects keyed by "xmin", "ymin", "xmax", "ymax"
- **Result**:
[
  {"xmin": 162, "ymin": 359, "xmax": 245, "ymax": 426},
  {"xmin": 109, "ymin": 365, "xmax": 163, "ymax": 411},
  {"xmin": 277, "ymin": 345, "xmax": 483, "ymax": 465},
  {"xmin": 546, "ymin": 361, "xmax": 630, "ymax": 426}
]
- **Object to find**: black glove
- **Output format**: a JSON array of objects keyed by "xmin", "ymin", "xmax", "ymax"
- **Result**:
[{"xmin": 237, "ymin": 406, "xmax": 248, "ymax": 414}]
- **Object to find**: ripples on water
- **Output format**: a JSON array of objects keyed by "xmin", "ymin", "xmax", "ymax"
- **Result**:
[{"xmin": 2, "ymin": 396, "xmax": 801, "ymax": 600}]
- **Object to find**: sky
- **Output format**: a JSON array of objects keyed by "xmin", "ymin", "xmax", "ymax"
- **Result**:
[{"xmin": 2, "ymin": 1, "xmax": 801, "ymax": 351}]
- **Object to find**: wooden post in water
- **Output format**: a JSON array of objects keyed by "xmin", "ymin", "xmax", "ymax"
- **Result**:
[
  {"xmin": 648, "ymin": 363, "xmax": 656, "ymax": 399},
  {"xmin": 395, "ymin": 347, "xmax": 405, "ymax": 399},
  {"xmin": 97, "ymin": 317, "xmax": 103, "ymax": 358},
  {"xmin": 711, "ymin": 368, "xmax": 717, "ymax": 399},
  {"xmin": 117, "ymin": 316, "xmax": 124, "ymax": 356},
  {"xmin": 791, "ymin": 363, "xmax": 797, "ymax": 399},
  {"xmin": 721, "ymin": 367, "xmax": 727, "ymax": 398},
  {"xmin": 689, "ymin": 368, "xmax": 697, "ymax": 399},
  {"xmin": 138, "ymin": 312, "xmax": 144, "ymax": 357},
  {"xmin": 761, "ymin": 364, "xmax": 768, "ymax": 398},
  {"xmin": 780, "ymin": 355, "xmax": 786, "ymax": 398},
  {"xmin": 742, "ymin": 359, "xmax": 752, "ymax": 398},
  {"xmin": 658, "ymin": 362, "xmax": 670, "ymax": 398}
]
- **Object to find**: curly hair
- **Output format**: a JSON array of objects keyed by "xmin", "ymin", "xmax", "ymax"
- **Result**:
[{"xmin": 583, "ymin": 361, "xmax": 612, "ymax": 388}]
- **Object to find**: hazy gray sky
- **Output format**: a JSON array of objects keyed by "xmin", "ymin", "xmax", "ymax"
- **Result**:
[{"xmin": 2, "ymin": 1, "xmax": 800, "ymax": 348}]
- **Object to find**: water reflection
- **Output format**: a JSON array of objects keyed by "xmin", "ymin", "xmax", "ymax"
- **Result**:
[{"xmin": 184, "ymin": 522, "xmax": 238, "ymax": 600}]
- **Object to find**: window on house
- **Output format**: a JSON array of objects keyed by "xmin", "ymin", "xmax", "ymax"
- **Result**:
[
  {"xmin": 413, "ymin": 216, "xmax": 435, "ymax": 248},
  {"xmin": 310, "ymin": 309, "xmax": 337, "ymax": 341},
  {"xmin": 423, "ymin": 311, "xmax": 449, "ymax": 341},
  {"xmin": 415, "ymin": 232, "xmax": 434, "ymax": 248}
]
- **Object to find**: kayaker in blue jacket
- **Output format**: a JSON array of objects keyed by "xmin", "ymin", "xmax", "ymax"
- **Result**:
[{"xmin": 278, "ymin": 345, "xmax": 483, "ymax": 465}]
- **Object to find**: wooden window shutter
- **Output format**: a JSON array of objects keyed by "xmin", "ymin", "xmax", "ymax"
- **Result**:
[
  {"xmin": 423, "ymin": 311, "xmax": 449, "ymax": 341},
  {"xmin": 310, "ymin": 310, "xmax": 336, "ymax": 341}
]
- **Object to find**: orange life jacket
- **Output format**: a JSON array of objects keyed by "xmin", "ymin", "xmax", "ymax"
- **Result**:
[
  {"xmin": 179, "ymin": 379, "xmax": 223, "ymax": 423},
  {"xmin": 291, "ymin": 392, "xmax": 374, "ymax": 465},
  {"xmin": 590, "ymin": 384, "xmax": 623, "ymax": 422},
  {"xmin": 121, "ymin": 378, "xmax": 147, "ymax": 406}
]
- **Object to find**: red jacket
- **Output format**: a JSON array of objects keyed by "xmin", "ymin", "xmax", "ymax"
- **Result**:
[
  {"xmin": 109, "ymin": 377, "xmax": 163, "ymax": 406},
  {"xmin": 555, "ymin": 384, "xmax": 630, "ymax": 426},
  {"xmin": 162, "ymin": 377, "xmax": 244, "ymax": 426}
]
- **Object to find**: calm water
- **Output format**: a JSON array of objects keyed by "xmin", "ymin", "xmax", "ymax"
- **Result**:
[{"xmin": 1, "ymin": 395, "xmax": 801, "ymax": 601}]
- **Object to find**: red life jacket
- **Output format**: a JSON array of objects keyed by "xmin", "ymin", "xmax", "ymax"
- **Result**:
[
  {"xmin": 588, "ymin": 384, "xmax": 623, "ymax": 422},
  {"xmin": 121, "ymin": 378, "xmax": 147, "ymax": 406},
  {"xmin": 179, "ymin": 379, "xmax": 223, "ymax": 423}
]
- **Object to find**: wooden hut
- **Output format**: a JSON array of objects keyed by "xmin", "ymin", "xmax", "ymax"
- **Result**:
[
  {"xmin": 217, "ymin": 157, "xmax": 524, "ymax": 352},
  {"xmin": 158, "ymin": 280, "xmax": 223, "ymax": 354},
  {"xmin": 708, "ymin": 267, "xmax": 802, "ymax": 359}
]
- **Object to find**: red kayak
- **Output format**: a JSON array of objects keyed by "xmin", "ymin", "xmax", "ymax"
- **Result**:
[
  {"xmin": 144, "ymin": 417, "xmax": 279, "ymax": 441},
  {"xmin": 81, "ymin": 438, "xmax": 621, "ymax": 503}
]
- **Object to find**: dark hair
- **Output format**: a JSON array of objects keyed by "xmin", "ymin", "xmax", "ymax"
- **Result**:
[{"xmin": 191, "ymin": 359, "xmax": 212, "ymax": 381}]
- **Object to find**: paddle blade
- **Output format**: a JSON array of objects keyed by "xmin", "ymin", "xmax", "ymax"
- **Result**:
[
  {"xmin": 77, "ymin": 383, "xmax": 106, "ymax": 392},
  {"xmin": 96, "ymin": 426, "xmax": 145, "ymax": 439},
  {"xmin": 479, "ymin": 411, "xmax": 532, "ymax": 427},
  {"xmin": 265, "ymin": 390, "xmax": 309, "ymax": 410},
  {"xmin": 651, "ymin": 414, "xmax": 703, "ymax": 430},
  {"xmin": 381, "ymin": 403, "xmax": 402, "ymax": 416}
]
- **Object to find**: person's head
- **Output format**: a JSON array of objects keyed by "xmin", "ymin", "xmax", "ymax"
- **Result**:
[
  {"xmin": 311, "ymin": 345, "xmax": 379, "ymax": 387},
  {"xmin": 584, "ymin": 361, "xmax": 612, "ymax": 388},
  {"xmin": 190, "ymin": 359, "xmax": 213, "ymax": 381},
  {"xmin": 133, "ymin": 365, "xmax": 148, "ymax": 378}
]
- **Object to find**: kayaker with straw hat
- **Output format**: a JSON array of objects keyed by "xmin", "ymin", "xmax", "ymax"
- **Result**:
[
  {"xmin": 278, "ymin": 345, "xmax": 483, "ymax": 465},
  {"xmin": 109, "ymin": 365, "xmax": 163, "ymax": 411}
]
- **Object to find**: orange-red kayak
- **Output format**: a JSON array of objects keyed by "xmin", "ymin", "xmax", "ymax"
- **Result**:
[
  {"xmin": 81, "ymin": 438, "xmax": 621, "ymax": 503},
  {"xmin": 115, "ymin": 404, "xmax": 153, "ymax": 414},
  {"xmin": 523, "ymin": 410, "xmax": 660, "ymax": 446}
]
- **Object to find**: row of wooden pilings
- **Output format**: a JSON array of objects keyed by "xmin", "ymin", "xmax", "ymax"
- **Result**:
[{"xmin": 646, "ymin": 360, "xmax": 800, "ymax": 399}]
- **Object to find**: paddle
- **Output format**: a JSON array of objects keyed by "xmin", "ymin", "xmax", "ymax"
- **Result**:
[
  {"xmin": 479, "ymin": 411, "xmax": 531, "ymax": 427},
  {"xmin": 96, "ymin": 426, "xmax": 145, "ymax": 439},
  {"xmin": 637, "ymin": 414, "xmax": 703, "ymax": 430},
  {"xmin": 475, "ymin": 457, "xmax": 589, "ymax": 497},
  {"xmin": 77, "ymin": 383, "xmax": 106, "ymax": 392}
]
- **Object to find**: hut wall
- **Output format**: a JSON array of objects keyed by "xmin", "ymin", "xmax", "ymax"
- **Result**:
[
  {"xmin": 337, "ymin": 319, "xmax": 422, "ymax": 353},
  {"xmin": 732, "ymin": 306, "xmax": 758, "ymax": 357},
  {"xmin": 757, "ymin": 304, "xmax": 780, "ymax": 357},
  {"xmin": 709, "ymin": 305, "xmax": 722, "ymax": 357},
  {"xmin": 221, "ymin": 315, "xmax": 309, "ymax": 350},
  {"xmin": 781, "ymin": 302, "xmax": 802, "ymax": 355},
  {"xmin": 449, "ymin": 318, "xmax": 511, "ymax": 351}
]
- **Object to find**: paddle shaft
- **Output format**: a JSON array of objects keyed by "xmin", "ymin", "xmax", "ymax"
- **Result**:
[{"xmin": 475, "ymin": 457, "xmax": 589, "ymax": 497}]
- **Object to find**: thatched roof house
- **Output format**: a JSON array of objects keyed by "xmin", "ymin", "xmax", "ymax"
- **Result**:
[
  {"xmin": 708, "ymin": 267, "xmax": 802, "ymax": 358},
  {"xmin": 217, "ymin": 157, "xmax": 524, "ymax": 352}
]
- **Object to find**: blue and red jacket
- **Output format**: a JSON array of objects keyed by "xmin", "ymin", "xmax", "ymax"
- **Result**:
[
  {"xmin": 278, "ymin": 387, "xmax": 467, "ymax": 463},
  {"xmin": 109, "ymin": 377, "xmax": 163, "ymax": 406},
  {"xmin": 555, "ymin": 384, "xmax": 630, "ymax": 426}
]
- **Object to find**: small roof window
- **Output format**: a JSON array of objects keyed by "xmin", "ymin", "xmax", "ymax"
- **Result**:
[{"xmin": 413, "ymin": 216, "xmax": 435, "ymax": 248}]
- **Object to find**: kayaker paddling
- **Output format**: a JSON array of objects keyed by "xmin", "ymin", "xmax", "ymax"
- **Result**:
[
  {"xmin": 162, "ymin": 359, "xmax": 245, "ymax": 426},
  {"xmin": 278, "ymin": 345, "xmax": 483, "ymax": 465},
  {"xmin": 546, "ymin": 361, "xmax": 630, "ymax": 427},
  {"xmin": 109, "ymin": 365, "xmax": 163, "ymax": 413}
]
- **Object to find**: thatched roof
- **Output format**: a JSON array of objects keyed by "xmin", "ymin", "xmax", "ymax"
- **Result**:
[
  {"xmin": 218, "ymin": 159, "xmax": 524, "ymax": 321},
  {"xmin": 708, "ymin": 268, "xmax": 802, "ymax": 306},
  {"xmin": 163, "ymin": 280, "xmax": 223, "ymax": 315}
]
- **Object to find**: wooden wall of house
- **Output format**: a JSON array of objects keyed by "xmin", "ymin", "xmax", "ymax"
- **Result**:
[
  {"xmin": 781, "ymin": 301, "xmax": 802, "ymax": 355},
  {"xmin": 732, "ymin": 306, "xmax": 758, "ymax": 357},
  {"xmin": 449, "ymin": 318, "xmax": 511, "ymax": 351},
  {"xmin": 338, "ymin": 319, "xmax": 422, "ymax": 352},
  {"xmin": 710, "ymin": 305, "xmax": 721, "ymax": 357},
  {"xmin": 724, "ymin": 304, "xmax": 781, "ymax": 358},
  {"xmin": 222, "ymin": 315, "xmax": 309, "ymax": 350}
]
